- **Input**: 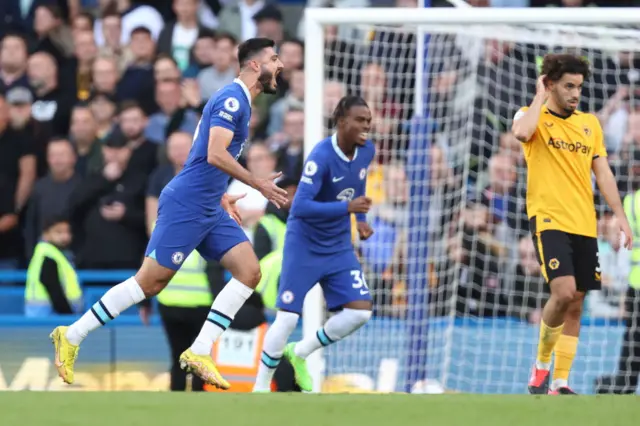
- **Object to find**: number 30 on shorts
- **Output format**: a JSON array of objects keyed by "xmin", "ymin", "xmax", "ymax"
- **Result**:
[{"xmin": 351, "ymin": 270, "xmax": 369, "ymax": 294}]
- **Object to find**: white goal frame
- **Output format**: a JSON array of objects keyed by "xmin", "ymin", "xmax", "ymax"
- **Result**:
[{"xmin": 302, "ymin": 6, "xmax": 640, "ymax": 393}]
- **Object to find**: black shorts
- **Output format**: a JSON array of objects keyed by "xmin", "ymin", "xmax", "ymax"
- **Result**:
[{"xmin": 530, "ymin": 219, "xmax": 601, "ymax": 292}]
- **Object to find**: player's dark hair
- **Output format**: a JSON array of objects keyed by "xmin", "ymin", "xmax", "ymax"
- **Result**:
[
  {"xmin": 332, "ymin": 95, "xmax": 369, "ymax": 124},
  {"xmin": 541, "ymin": 53, "xmax": 591, "ymax": 82},
  {"xmin": 237, "ymin": 37, "xmax": 275, "ymax": 68}
]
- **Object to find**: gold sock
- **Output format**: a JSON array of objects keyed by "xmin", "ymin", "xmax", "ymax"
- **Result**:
[
  {"xmin": 552, "ymin": 334, "xmax": 578, "ymax": 382},
  {"xmin": 536, "ymin": 320, "xmax": 564, "ymax": 365}
]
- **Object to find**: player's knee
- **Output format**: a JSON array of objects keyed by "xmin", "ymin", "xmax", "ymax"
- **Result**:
[
  {"xmin": 237, "ymin": 263, "xmax": 261, "ymax": 288},
  {"xmin": 550, "ymin": 277, "xmax": 577, "ymax": 307},
  {"xmin": 274, "ymin": 310, "xmax": 299, "ymax": 334},
  {"xmin": 565, "ymin": 295, "xmax": 584, "ymax": 322},
  {"xmin": 346, "ymin": 308, "xmax": 372, "ymax": 327},
  {"xmin": 135, "ymin": 260, "xmax": 174, "ymax": 297}
]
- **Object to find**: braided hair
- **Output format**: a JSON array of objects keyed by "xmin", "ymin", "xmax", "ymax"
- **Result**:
[{"xmin": 332, "ymin": 95, "xmax": 369, "ymax": 126}]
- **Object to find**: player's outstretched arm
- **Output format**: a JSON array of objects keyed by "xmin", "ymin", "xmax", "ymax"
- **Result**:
[
  {"xmin": 207, "ymin": 127, "xmax": 287, "ymax": 207},
  {"xmin": 512, "ymin": 75, "xmax": 549, "ymax": 142},
  {"xmin": 592, "ymin": 157, "xmax": 633, "ymax": 249}
]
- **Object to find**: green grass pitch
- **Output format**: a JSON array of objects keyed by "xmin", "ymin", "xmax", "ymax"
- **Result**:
[{"xmin": 1, "ymin": 393, "xmax": 638, "ymax": 426}]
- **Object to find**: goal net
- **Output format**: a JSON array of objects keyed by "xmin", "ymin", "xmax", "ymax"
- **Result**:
[{"xmin": 302, "ymin": 7, "xmax": 640, "ymax": 394}]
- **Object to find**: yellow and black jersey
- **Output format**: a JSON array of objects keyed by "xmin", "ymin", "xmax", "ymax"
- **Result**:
[{"xmin": 515, "ymin": 105, "xmax": 606, "ymax": 238}]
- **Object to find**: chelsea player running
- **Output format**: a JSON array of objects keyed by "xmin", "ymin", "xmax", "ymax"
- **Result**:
[
  {"xmin": 253, "ymin": 96, "xmax": 375, "ymax": 392},
  {"xmin": 49, "ymin": 38, "xmax": 286, "ymax": 390}
]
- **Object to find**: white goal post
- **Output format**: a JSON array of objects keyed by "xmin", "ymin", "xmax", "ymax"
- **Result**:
[{"xmin": 302, "ymin": 7, "xmax": 640, "ymax": 394}]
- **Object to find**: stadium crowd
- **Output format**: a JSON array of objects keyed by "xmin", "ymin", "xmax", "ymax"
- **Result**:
[{"xmin": 0, "ymin": 0, "xmax": 638, "ymax": 325}]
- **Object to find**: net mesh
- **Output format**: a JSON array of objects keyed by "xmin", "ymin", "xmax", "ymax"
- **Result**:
[{"xmin": 318, "ymin": 21, "xmax": 640, "ymax": 394}]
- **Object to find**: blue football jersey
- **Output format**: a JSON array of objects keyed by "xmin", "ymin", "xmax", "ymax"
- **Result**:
[
  {"xmin": 287, "ymin": 134, "xmax": 375, "ymax": 254},
  {"xmin": 162, "ymin": 78, "xmax": 251, "ymax": 215}
]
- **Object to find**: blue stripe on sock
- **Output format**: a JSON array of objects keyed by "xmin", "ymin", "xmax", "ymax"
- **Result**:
[
  {"xmin": 207, "ymin": 310, "xmax": 231, "ymax": 329},
  {"xmin": 316, "ymin": 328, "xmax": 333, "ymax": 346},
  {"xmin": 260, "ymin": 351, "xmax": 281, "ymax": 368},
  {"xmin": 98, "ymin": 300, "xmax": 114, "ymax": 319},
  {"xmin": 92, "ymin": 302, "xmax": 112, "ymax": 324},
  {"xmin": 90, "ymin": 307, "xmax": 105, "ymax": 325}
]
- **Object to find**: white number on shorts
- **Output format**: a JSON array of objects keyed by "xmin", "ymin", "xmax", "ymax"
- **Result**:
[{"xmin": 350, "ymin": 270, "xmax": 369, "ymax": 291}]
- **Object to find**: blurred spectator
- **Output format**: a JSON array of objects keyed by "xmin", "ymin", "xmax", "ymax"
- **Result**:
[
  {"xmin": 6, "ymin": 86, "xmax": 49, "ymax": 179},
  {"xmin": 154, "ymin": 54, "xmax": 182, "ymax": 82},
  {"xmin": 217, "ymin": 0, "xmax": 267, "ymax": 42},
  {"xmin": 118, "ymin": 101, "xmax": 158, "ymax": 175},
  {"xmin": 197, "ymin": 33, "xmax": 238, "ymax": 101},
  {"xmin": 324, "ymin": 25, "xmax": 357, "ymax": 87},
  {"xmin": 88, "ymin": 91, "xmax": 117, "ymax": 140},
  {"xmin": 69, "ymin": 30, "xmax": 98, "ymax": 101},
  {"xmin": 25, "ymin": 137, "xmax": 80, "ymax": 258},
  {"xmin": 0, "ymin": 33, "xmax": 30, "ymax": 92},
  {"xmin": 272, "ymin": 109, "xmax": 304, "ymax": 180},
  {"xmin": 94, "ymin": 0, "xmax": 164, "ymax": 47},
  {"xmin": 71, "ymin": 11, "xmax": 94, "ymax": 37},
  {"xmin": 503, "ymin": 237, "xmax": 548, "ymax": 324},
  {"xmin": 182, "ymin": 30, "xmax": 216, "ymax": 78},
  {"xmin": 588, "ymin": 214, "xmax": 629, "ymax": 318},
  {"xmin": 158, "ymin": 0, "xmax": 208, "ymax": 72},
  {"xmin": 92, "ymin": 55, "xmax": 121, "ymax": 100},
  {"xmin": 227, "ymin": 142, "xmax": 275, "ymax": 236},
  {"xmin": 0, "ymin": 0, "xmax": 70, "ymax": 40},
  {"xmin": 68, "ymin": 131, "xmax": 148, "ymax": 281},
  {"xmin": 98, "ymin": 10, "xmax": 135, "ymax": 72},
  {"xmin": 118, "ymin": 26, "xmax": 157, "ymax": 115},
  {"xmin": 253, "ymin": 177, "xmax": 298, "ymax": 260},
  {"xmin": 267, "ymin": 68, "xmax": 304, "ymax": 136},
  {"xmin": 28, "ymin": 51, "xmax": 74, "ymax": 139},
  {"xmin": 69, "ymin": 104, "xmax": 102, "ymax": 176},
  {"xmin": 24, "ymin": 216, "xmax": 81, "ymax": 317},
  {"xmin": 32, "ymin": 4, "xmax": 75, "ymax": 67},
  {"xmin": 144, "ymin": 80, "xmax": 199, "ymax": 144},
  {"xmin": 253, "ymin": 5, "xmax": 285, "ymax": 47},
  {"xmin": 323, "ymin": 80, "xmax": 345, "ymax": 129},
  {"xmin": 275, "ymin": 38, "xmax": 303, "ymax": 96},
  {"xmin": 145, "ymin": 131, "xmax": 191, "ymax": 235},
  {"xmin": 0, "ymin": 92, "xmax": 36, "ymax": 272}
]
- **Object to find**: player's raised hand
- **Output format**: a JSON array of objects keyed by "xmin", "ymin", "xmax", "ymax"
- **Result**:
[
  {"xmin": 620, "ymin": 217, "xmax": 633, "ymax": 250},
  {"xmin": 348, "ymin": 196, "xmax": 372, "ymax": 214},
  {"xmin": 255, "ymin": 172, "xmax": 288, "ymax": 208},
  {"xmin": 357, "ymin": 221, "xmax": 374, "ymax": 241},
  {"xmin": 222, "ymin": 193, "xmax": 245, "ymax": 225},
  {"xmin": 536, "ymin": 74, "xmax": 550, "ymax": 101}
]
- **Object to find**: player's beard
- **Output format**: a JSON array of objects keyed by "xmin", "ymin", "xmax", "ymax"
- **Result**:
[{"xmin": 258, "ymin": 66, "xmax": 276, "ymax": 94}]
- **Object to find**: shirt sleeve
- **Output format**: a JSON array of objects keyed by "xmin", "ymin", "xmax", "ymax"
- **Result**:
[
  {"xmin": 291, "ymin": 151, "xmax": 350, "ymax": 219},
  {"xmin": 209, "ymin": 93, "xmax": 245, "ymax": 132},
  {"xmin": 592, "ymin": 115, "xmax": 607, "ymax": 159}
]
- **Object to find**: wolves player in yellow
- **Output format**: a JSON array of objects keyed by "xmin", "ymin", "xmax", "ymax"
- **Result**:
[{"xmin": 512, "ymin": 54, "xmax": 632, "ymax": 394}]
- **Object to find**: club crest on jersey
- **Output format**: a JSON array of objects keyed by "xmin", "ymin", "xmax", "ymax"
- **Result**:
[
  {"xmin": 305, "ymin": 161, "xmax": 318, "ymax": 176},
  {"xmin": 359, "ymin": 168, "xmax": 367, "ymax": 180},
  {"xmin": 281, "ymin": 290, "xmax": 294, "ymax": 304},
  {"xmin": 172, "ymin": 252, "xmax": 185, "ymax": 265},
  {"xmin": 549, "ymin": 258, "xmax": 560, "ymax": 270},
  {"xmin": 337, "ymin": 188, "xmax": 355, "ymax": 201},
  {"xmin": 224, "ymin": 97, "xmax": 240, "ymax": 112},
  {"xmin": 583, "ymin": 125, "xmax": 591, "ymax": 136}
]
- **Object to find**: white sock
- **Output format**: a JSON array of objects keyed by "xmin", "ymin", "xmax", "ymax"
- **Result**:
[
  {"xmin": 294, "ymin": 308, "xmax": 371, "ymax": 359},
  {"xmin": 253, "ymin": 311, "xmax": 299, "ymax": 392},
  {"xmin": 551, "ymin": 378, "xmax": 568, "ymax": 390},
  {"xmin": 66, "ymin": 277, "xmax": 146, "ymax": 345},
  {"xmin": 190, "ymin": 278, "xmax": 254, "ymax": 355},
  {"xmin": 536, "ymin": 360, "xmax": 551, "ymax": 371}
]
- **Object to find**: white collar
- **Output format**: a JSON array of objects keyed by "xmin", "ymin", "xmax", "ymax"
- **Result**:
[
  {"xmin": 233, "ymin": 78, "xmax": 252, "ymax": 102},
  {"xmin": 331, "ymin": 133, "xmax": 358, "ymax": 162}
]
